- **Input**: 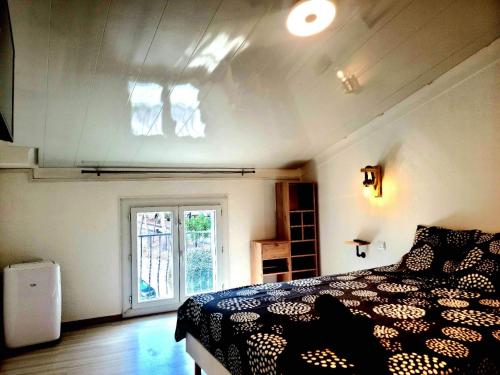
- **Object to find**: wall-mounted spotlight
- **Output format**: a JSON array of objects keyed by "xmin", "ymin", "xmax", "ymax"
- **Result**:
[
  {"xmin": 287, "ymin": 0, "xmax": 336, "ymax": 37},
  {"xmin": 361, "ymin": 165, "xmax": 382, "ymax": 198},
  {"xmin": 336, "ymin": 70, "xmax": 360, "ymax": 93}
]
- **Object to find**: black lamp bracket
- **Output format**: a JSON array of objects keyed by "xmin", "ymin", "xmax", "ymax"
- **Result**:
[
  {"xmin": 352, "ymin": 238, "xmax": 370, "ymax": 258},
  {"xmin": 355, "ymin": 245, "xmax": 366, "ymax": 258}
]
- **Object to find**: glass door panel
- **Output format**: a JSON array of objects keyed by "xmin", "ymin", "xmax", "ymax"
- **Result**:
[
  {"xmin": 131, "ymin": 207, "xmax": 179, "ymax": 310},
  {"xmin": 180, "ymin": 207, "xmax": 221, "ymax": 297}
]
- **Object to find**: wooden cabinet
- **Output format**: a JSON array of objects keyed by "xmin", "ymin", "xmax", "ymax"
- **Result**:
[
  {"xmin": 276, "ymin": 182, "xmax": 319, "ymax": 280},
  {"xmin": 251, "ymin": 240, "xmax": 291, "ymax": 284}
]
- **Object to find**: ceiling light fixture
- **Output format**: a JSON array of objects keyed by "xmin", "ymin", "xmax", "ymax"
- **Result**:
[{"xmin": 287, "ymin": 0, "xmax": 336, "ymax": 37}]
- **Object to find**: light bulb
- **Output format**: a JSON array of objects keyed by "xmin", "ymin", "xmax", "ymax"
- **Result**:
[
  {"xmin": 287, "ymin": 0, "xmax": 336, "ymax": 37},
  {"xmin": 363, "ymin": 185, "xmax": 373, "ymax": 198}
]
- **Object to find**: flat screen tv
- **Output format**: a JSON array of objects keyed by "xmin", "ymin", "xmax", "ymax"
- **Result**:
[{"xmin": 0, "ymin": 0, "xmax": 14, "ymax": 142}]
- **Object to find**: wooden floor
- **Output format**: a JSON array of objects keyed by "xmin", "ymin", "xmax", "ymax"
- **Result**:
[{"xmin": 0, "ymin": 313, "xmax": 195, "ymax": 375}]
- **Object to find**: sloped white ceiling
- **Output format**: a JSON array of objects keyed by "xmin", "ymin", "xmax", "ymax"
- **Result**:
[{"xmin": 8, "ymin": 0, "xmax": 500, "ymax": 168}]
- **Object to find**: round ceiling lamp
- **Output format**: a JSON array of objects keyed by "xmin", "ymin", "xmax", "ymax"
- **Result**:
[{"xmin": 286, "ymin": 0, "xmax": 336, "ymax": 37}]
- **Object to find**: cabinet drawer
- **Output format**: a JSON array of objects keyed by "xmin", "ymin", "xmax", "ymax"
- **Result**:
[{"xmin": 262, "ymin": 243, "xmax": 290, "ymax": 260}]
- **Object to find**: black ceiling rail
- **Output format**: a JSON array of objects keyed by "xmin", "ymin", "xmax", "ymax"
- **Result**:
[{"xmin": 81, "ymin": 168, "xmax": 256, "ymax": 177}]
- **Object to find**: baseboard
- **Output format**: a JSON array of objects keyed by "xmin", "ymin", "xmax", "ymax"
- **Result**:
[
  {"xmin": 1, "ymin": 312, "xmax": 174, "ymax": 358},
  {"xmin": 1, "ymin": 337, "xmax": 62, "ymax": 359},
  {"xmin": 0, "ymin": 315, "xmax": 123, "ymax": 358},
  {"xmin": 61, "ymin": 314, "xmax": 123, "ymax": 332}
]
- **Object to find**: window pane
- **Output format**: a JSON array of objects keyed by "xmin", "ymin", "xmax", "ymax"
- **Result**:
[
  {"xmin": 184, "ymin": 210, "xmax": 217, "ymax": 296},
  {"xmin": 136, "ymin": 211, "xmax": 174, "ymax": 302}
]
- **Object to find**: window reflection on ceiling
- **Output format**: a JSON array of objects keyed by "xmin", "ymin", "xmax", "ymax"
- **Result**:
[
  {"xmin": 188, "ymin": 33, "xmax": 245, "ymax": 74},
  {"xmin": 128, "ymin": 82, "xmax": 163, "ymax": 136},
  {"xmin": 170, "ymin": 83, "xmax": 206, "ymax": 139}
]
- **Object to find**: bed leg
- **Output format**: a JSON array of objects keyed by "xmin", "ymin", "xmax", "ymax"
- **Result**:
[{"xmin": 194, "ymin": 363, "xmax": 201, "ymax": 375}]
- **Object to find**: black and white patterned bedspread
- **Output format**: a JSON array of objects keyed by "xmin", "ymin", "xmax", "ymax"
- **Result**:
[{"xmin": 175, "ymin": 264, "xmax": 500, "ymax": 374}]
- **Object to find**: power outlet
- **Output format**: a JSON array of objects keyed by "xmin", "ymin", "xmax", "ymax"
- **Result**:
[{"xmin": 375, "ymin": 241, "xmax": 387, "ymax": 251}]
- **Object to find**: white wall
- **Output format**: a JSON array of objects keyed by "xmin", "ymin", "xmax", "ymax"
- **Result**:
[
  {"xmin": 307, "ymin": 42, "xmax": 500, "ymax": 275},
  {"xmin": 0, "ymin": 174, "xmax": 277, "ymax": 322}
]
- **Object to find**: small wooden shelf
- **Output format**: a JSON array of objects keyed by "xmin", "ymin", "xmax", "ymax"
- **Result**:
[
  {"xmin": 292, "ymin": 268, "xmax": 316, "ymax": 273},
  {"xmin": 263, "ymin": 267, "xmax": 282, "ymax": 272},
  {"xmin": 262, "ymin": 271, "xmax": 290, "ymax": 276},
  {"xmin": 251, "ymin": 240, "xmax": 291, "ymax": 284},
  {"xmin": 345, "ymin": 240, "xmax": 371, "ymax": 246}
]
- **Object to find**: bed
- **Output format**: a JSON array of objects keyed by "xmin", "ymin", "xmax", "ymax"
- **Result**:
[{"xmin": 176, "ymin": 226, "xmax": 500, "ymax": 374}]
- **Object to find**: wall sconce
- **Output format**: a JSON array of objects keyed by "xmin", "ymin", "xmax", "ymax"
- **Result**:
[
  {"xmin": 336, "ymin": 70, "xmax": 360, "ymax": 93},
  {"xmin": 361, "ymin": 165, "xmax": 382, "ymax": 198}
]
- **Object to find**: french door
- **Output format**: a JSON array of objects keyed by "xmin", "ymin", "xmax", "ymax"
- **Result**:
[{"xmin": 129, "ymin": 205, "xmax": 221, "ymax": 314}]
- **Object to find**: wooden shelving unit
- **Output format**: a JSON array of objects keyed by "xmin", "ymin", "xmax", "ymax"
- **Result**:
[
  {"xmin": 276, "ymin": 182, "xmax": 319, "ymax": 280},
  {"xmin": 251, "ymin": 240, "xmax": 291, "ymax": 284}
]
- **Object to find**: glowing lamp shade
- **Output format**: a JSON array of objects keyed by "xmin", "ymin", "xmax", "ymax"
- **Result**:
[
  {"xmin": 287, "ymin": 0, "xmax": 336, "ymax": 37},
  {"xmin": 363, "ymin": 185, "xmax": 373, "ymax": 199}
]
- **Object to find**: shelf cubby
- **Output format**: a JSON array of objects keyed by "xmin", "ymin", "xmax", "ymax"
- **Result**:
[
  {"xmin": 304, "ymin": 226, "xmax": 315, "ymax": 240},
  {"xmin": 292, "ymin": 270, "xmax": 316, "ymax": 280},
  {"xmin": 290, "ymin": 227, "xmax": 302, "ymax": 241},
  {"xmin": 303, "ymin": 211, "xmax": 315, "ymax": 225},
  {"xmin": 263, "ymin": 259, "xmax": 289, "ymax": 275},
  {"xmin": 292, "ymin": 255, "xmax": 316, "ymax": 271},
  {"xmin": 290, "ymin": 212, "xmax": 302, "ymax": 226},
  {"xmin": 291, "ymin": 241, "xmax": 316, "ymax": 256}
]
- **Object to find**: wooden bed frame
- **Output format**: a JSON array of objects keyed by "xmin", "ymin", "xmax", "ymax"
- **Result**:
[{"xmin": 186, "ymin": 333, "xmax": 230, "ymax": 375}]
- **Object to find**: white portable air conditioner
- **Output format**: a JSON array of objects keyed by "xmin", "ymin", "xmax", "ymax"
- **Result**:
[{"xmin": 3, "ymin": 261, "xmax": 61, "ymax": 348}]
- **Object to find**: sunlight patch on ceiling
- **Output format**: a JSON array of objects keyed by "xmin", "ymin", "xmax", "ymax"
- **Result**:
[
  {"xmin": 170, "ymin": 83, "xmax": 205, "ymax": 139},
  {"xmin": 188, "ymin": 33, "xmax": 245, "ymax": 74},
  {"xmin": 129, "ymin": 82, "xmax": 163, "ymax": 136}
]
